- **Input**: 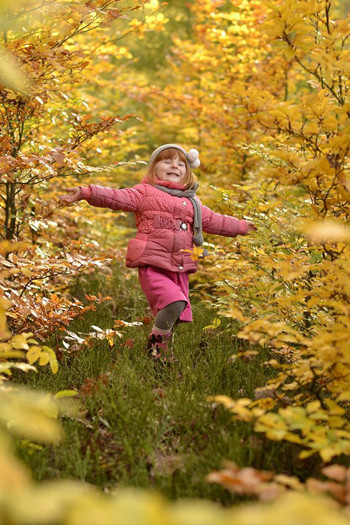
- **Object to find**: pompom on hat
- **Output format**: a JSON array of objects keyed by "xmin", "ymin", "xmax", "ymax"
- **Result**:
[{"xmin": 149, "ymin": 144, "xmax": 200, "ymax": 169}]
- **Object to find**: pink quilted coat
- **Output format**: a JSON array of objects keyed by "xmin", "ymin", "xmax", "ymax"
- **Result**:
[{"xmin": 79, "ymin": 180, "xmax": 249, "ymax": 274}]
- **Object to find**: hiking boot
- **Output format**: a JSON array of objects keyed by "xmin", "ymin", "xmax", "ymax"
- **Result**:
[{"xmin": 146, "ymin": 332, "xmax": 173, "ymax": 362}]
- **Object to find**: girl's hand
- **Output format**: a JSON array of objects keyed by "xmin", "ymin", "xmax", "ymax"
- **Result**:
[
  {"xmin": 247, "ymin": 221, "xmax": 257, "ymax": 232},
  {"xmin": 59, "ymin": 187, "xmax": 82, "ymax": 204}
]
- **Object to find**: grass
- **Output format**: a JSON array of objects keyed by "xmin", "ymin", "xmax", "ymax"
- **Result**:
[{"xmin": 14, "ymin": 263, "xmax": 310, "ymax": 503}]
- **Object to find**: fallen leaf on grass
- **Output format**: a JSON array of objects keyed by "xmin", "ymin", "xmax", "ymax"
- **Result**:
[
  {"xmin": 124, "ymin": 338, "xmax": 134, "ymax": 348},
  {"xmin": 207, "ymin": 461, "xmax": 273, "ymax": 495}
]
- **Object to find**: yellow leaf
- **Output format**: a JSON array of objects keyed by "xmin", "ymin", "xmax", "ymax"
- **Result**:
[
  {"xmin": 182, "ymin": 245, "xmax": 205, "ymax": 261},
  {"xmin": 49, "ymin": 353, "xmax": 58, "ymax": 374},
  {"xmin": 283, "ymin": 432, "xmax": 303, "ymax": 444},
  {"xmin": 325, "ymin": 399, "xmax": 345, "ymax": 415},
  {"xmin": 328, "ymin": 416, "xmax": 345, "ymax": 429},
  {"xmin": 322, "ymin": 116, "xmax": 338, "ymax": 131},
  {"xmin": 274, "ymin": 474, "xmax": 303, "ymax": 490},
  {"xmin": 204, "ymin": 318, "xmax": 221, "ymax": 330},
  {"xmin": 221, "ymin": 307, "xmax": 248, "ymax": 323},
  {"xmin": 21, "ymin": 268, "xmax": 32, "ymax": 277},
  {"xmin": 320, "ymin": 447, "xmax": 338, "ymax": 463},
  {"xmin": 299, "ymin": 449, "xmax": 316, "ymax": 459},
  {"xmin": 11, "ymin": 335, "xmax": 30, "ymax": 350},
  {"xmin": 303, "ymin": 122, "xmax": 319, "ymax": 135},
  {"xmin": 39, "ymin": 353, "xmax": 49, "ymax": 366},
  {"xmin": 40, "ymin": 346, "xmax": 58, "ymax": 373},
  {"xmin": 337, "ymin": 391, "xmax": 350, "ymax": 402},
  {"xmin": 26, "ymin": 346, "xmax": 41, "ymax": 365},
  {"xmin": 306, "ymin": 401, "xmax": 321, "ymax": 414}
]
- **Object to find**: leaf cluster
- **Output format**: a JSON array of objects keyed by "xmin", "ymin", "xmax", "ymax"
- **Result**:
[{"xmin": 199, "ymin": 0, "xmax": 350, "ymax": 478}]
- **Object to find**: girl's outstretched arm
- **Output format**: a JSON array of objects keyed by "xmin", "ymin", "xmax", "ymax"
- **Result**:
[
  {"xmin": 60, "ymin": 184, "xmax": 145, "ymax": 212},
  {"xmin": 201, "ymin": 204, "xmax": 256, "ymax": 237}
]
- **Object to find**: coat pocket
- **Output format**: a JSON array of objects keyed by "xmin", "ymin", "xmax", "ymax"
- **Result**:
[{"xmin": 126, "ymin": 238, "xmax": 147, "ymax": 266}]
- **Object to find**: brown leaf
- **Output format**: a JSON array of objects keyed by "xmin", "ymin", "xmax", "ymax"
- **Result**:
[
  {"xmin": 322, "ymin": 465, "xmax": 347, "ymax": 482},
  {"xmin": 207, "ymin": 461, "xmax": 273, "ymax": 495},
  {"xmin": 307, "ymin": 478, "xmax": 346, "ymax": 503}
]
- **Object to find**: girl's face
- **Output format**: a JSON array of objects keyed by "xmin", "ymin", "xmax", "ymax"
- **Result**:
[{"xmin": 155, "ymin": 154, "xmax": 187, "ymax": 184}]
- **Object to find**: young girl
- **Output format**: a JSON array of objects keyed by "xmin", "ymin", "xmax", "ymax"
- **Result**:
[{"xmin": 59, "ymin": 144, "xmax": 256, "ymax": 360}]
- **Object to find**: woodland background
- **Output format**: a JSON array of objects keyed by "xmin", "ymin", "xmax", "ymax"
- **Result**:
[{"xmin": 0, "ymin": 0, "xmax": 350, "ymax": 523}]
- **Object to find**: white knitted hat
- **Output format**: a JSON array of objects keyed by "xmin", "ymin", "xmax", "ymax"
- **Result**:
[{"xmin": 149, "ymin": 144, "xmax": 200, "ymax": 169}]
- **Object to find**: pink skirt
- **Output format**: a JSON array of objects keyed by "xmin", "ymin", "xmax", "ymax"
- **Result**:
[{"xmin": 138, "ymin": 266, "xmax": 192, "ymax": 322}]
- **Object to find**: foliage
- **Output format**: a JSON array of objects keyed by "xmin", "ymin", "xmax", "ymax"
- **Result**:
[
  {"xmin": 0, "ymin": 0, "xmax": 144, "ymax": 364},
  {"xmin": 0, "ymin": 289, "xmax": 348, "ymax": 523},
  {"xmin": 120, "ymin": 0, "xmax": 295, "ymax": 185},
  {"xmin": 198, "ymin": 0, "xmax": 350, "ymax": 486},
  {"xmin": 16, "ymin": 268, "xmax": 274, "ymax": 499},
  {"xmin": 0, "ymin": 241, "xmax": 59, "ymax": 381},
  {"xmin": 0, "ymin": 0, "xmax": 140, "ymax": 240},
  {"xmin": 208, "ymin": 461, "xmax": 350, "ymax": 512},
  {"xmin": 1, "ymin": 0, "xmax": 350, "ymax": 522},
  {"xmin": 115, "ymin": 0, "xmax": 350, "ymax": 506},
  {"xmin": 1, "ymin": 243, "xmax": 114, "ymax": 332}
]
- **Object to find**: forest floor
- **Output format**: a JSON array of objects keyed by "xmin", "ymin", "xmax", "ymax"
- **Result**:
[{"xmin": 15, "ymin": 262, "xmax": 313, "ymax": 504}]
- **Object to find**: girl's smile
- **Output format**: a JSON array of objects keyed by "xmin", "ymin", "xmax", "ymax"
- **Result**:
[{"xmin": 155, "ymin": 156, "xmax": 187, "ymax": 184}]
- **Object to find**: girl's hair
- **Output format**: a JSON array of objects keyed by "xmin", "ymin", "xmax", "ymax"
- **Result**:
[{"xmin": 145, "ymin": 148, "xmax": 197, "ymax": 189}]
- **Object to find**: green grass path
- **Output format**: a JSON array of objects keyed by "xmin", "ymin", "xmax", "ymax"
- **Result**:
[{"xmin": 16, "ymin": 265, "xmax": 303, "ymax": 504}]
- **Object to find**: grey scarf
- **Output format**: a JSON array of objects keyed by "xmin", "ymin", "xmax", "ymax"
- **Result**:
[{"xmin": 155, "ymin": 182, "xmax": 204, "ymax": 246}]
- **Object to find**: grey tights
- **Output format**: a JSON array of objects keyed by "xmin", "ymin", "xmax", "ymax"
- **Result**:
[{"xmin": 154, "ymin": 301, "xmax": 186, "ymax": 331}]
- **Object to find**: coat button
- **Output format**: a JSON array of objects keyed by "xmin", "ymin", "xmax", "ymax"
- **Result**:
[
  {"xmin": 178, "ymin": 266, "xmax": 184, "ymax": 270},
  {"xmin": 180, "ymin": 222, "xmax": 187, "ymax": 230},
  {"xmin": 182, "ymin": 201, "xmax": 187, "ymax": 206}
]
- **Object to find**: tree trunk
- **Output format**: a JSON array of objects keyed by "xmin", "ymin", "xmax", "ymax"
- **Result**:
[{"xmin": 4, "ymin": 182, "xmax": 17, "ymax": 240}]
